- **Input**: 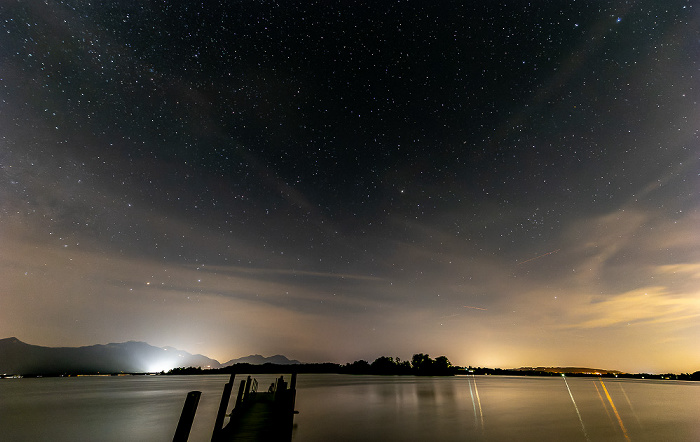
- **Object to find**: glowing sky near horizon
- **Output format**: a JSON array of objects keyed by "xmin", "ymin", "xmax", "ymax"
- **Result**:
[{"xmin": 1, "ymin": 0, "xmax": 699, "ymax": 373}]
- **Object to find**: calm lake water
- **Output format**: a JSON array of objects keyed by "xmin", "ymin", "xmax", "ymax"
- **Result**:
[{"xmin": 1, "ymin": 374, "xmax": 698, "ymax": 441}]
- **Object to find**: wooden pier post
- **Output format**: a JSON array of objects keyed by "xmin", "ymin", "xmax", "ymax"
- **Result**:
[
  {"xmin": 274, "ymin": 376, "xmax": 287, "ymax": 402},
  {"xmin": 289, "ymin": 372, "xmax": 297, "ymax": 413},
  {"xmin": 235, "ymin": 379, "xmax": 246, "ymax": 408},
  {"xmin": 285, "ymin": 372, "xmax": 298, "ymax": 439},
  {"xmin": 173, "ymin": 390, "xmax": 201, "ymax": 442},
  {"xmin": 244, "ymin": 375, "xmax": 252, "ymax": 400},
  {"xmin": 211, "ymin": 373, "xmax": 235, "ymax": 441}
]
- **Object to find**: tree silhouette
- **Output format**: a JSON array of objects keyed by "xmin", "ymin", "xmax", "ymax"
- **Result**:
[
  {"xmin": 433, "ymin": 356, "xmax": 452, "ymax": 375},
  {"xmin": 371, "ymin": 356, "xmax": 397, "ymax": 375},
  {"xmin": 411, "ymin": 353, "xmax": 434, "ymax": 375}
]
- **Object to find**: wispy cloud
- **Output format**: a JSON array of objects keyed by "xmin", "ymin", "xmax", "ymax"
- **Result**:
[{"xmin": 563, "ymin": 286, "xmax": 700, "ymax": 329}]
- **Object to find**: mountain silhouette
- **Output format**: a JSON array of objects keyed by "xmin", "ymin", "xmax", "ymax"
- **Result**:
[
  {"xmin": 0, "ymin": 337, "xmax": 302, "ymax": 375},
  {"xmin": 222, "ymin": 354, "xmax": 301, "ymax": 366},
  {"xmin": 0, "ymin": 337, "xmax": 221, "ymax": 375}
]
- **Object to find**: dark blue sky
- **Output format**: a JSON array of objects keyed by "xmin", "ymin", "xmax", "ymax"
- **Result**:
[{"xmin": 1, "ymin": 0, "xmax": 698, "ymax": 372}]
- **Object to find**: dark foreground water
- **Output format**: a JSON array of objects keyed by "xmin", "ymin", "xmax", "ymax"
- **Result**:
[{"xmin": 1, "ymin": 374, "xmax": 698, "ymax": 441}]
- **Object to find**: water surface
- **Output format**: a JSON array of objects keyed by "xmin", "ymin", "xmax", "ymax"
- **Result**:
[{"xmin": 1, "ymin": 374, "xmax": 698, "ymax": 441}]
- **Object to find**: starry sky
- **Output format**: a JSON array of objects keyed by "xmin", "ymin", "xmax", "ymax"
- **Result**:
[{"xmin": 1, "ymin": 0, "xmax": 698, "ymax": 373}]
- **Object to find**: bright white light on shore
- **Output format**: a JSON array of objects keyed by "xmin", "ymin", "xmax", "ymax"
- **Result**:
[{"xmin": 148, "ymin": 363, "xmax": 174, "ymax": 373}]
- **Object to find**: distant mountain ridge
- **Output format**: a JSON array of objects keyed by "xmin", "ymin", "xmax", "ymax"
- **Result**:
[
  {"xmin": 0, "ymin": 337, "xmax": 299, "ymax": 375},
  {"xmin": 223, "ymin": 354, "xmax": 301, "ymax": 366},
  {"xmin": 514, "ymin": 366, "xmax": 623, "ymax": 375},
  {"xmin": 0, "ymin": 337, "xmax": 222, "ymax": 375}
]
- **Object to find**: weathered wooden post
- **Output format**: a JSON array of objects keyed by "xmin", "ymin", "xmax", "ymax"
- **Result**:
[
  {"xmin": 211, "ymin": 373, "xmax": 235, "ymax": 441},
  {"xmin": 289, "ymin": 372, "xmax": 297, "ymax": 413},
  {"xmin": 173, "ymin": 390, "xmax": 201, "ymax": 442},
  {"xmin": 235, "ymin": 379, "xmax": 246, "ymax": 408},
  {"xmin": 281, "ymin": 372, "xmax": 297, "ymax": 441},
  {"xmin": 243, "ymin": 375, "xmax": 252, "ymax": 400},
  {"xmin": 274, "ymin": 376, "xmax": 287, "ymax": 403}
]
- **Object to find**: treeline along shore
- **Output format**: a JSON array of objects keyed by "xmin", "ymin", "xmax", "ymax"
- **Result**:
[
  {"xmin": 167, "ymin": 353, "xmax": 700, "ymax": 381},
  {"xmin": 171, "ymin": 354, "xmax": 455, "ymax": 376}
]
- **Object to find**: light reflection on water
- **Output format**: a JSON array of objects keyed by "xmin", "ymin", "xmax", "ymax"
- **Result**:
[
  {"xmin": 292, "ymin": 375, "xmax": 700, "ymax": 442},
  {"xmin": 1, "ymin": 374, "xmax": 699, "ymax": 441}
]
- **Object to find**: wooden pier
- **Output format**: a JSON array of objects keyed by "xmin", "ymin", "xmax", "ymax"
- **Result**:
[
  {"xmin": 215, "ymin": 373, "xmax": 297, "ymax": 441},
  {"xmin": 174, "ymin": 372, "xmax": 297, "ymax": 442}
]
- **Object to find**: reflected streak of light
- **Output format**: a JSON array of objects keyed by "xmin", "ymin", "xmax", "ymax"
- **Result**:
[
  {"xmin": 468, "ymin": 375, "xmax": 478, "ymax": 427},
  {"xmin": 563, "ymin": 375, "xmax": 590, "ymax": 442},
  {"xmin": 471, "ymin": 375, "xmax": 485, "ymax": 431},
  {"xmin": 593, "ymin": 381, "xmax": 615, "ymax": 425},
  {"xmin": 599, "ymin": 378, "xmax": 630, "ymax": 441},
  {"xmin": 618, "ymin": 383, "xmax": 642, "ymax": 428}
]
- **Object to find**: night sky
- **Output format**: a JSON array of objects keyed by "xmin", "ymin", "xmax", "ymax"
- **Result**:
[{"xmin": 1, "ymin": 0, "xmax": 698, "ymax": 373}]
